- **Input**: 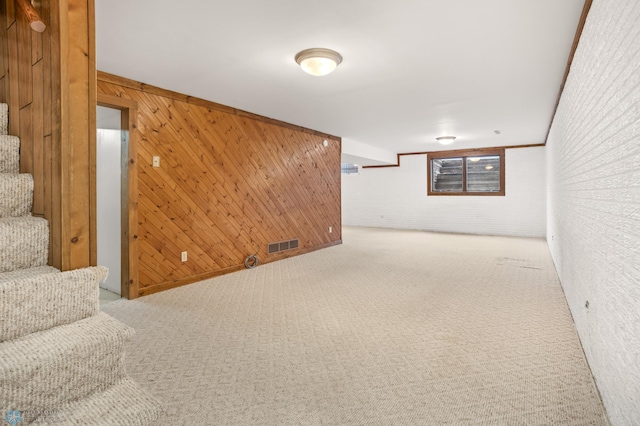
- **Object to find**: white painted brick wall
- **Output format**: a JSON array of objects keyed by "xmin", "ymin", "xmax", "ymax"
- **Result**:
[
  {"xmin": 546, "ymin": 0, "xmax": 640, "ymax": 424},
  {"xmin": 343, "ymin": 147, "xmax": 546, "ymax": 238}
]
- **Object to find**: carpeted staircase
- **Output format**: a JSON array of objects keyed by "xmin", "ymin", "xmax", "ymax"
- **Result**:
[{"xmin": 0, "ymin": 103, "xmax": 163, "ymax": 425}]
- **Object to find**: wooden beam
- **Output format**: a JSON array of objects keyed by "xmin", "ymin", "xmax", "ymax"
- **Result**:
[{"xmin": 59, "ymin": 0, "xmax": 94, "ymax": 270}]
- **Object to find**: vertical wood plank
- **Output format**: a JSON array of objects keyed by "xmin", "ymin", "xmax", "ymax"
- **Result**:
[
  {"xmin": 41, "ymin": 0, "xmax": 51, "ymax": 136},
  {"xmin": 58, "ymin": 0, "xmax": 71, "ymax": 269},
  {"xmin": 50, "ymin": 128, "xmax": 61, "ymax": 268},
  {"xmin": 43, "ymin": 134, "xmax": 52, "ymax": 264},
  {"xmin": 0, "ymin": 2, "xmax": 5, "ymax": 104},
  {"xmin": 87, "ymin": 0, "xmax": 96, "ymax": 266},
  {"xmin": 6, "ymin": 0, "xmax": 15, "ymax": 28},
  {"xmin": 32, "ymin": 58, "xmax": 44, "ymax": 214},
  {"xmin": 16, "ymin": 5, "xmax": 32, "ymax": 109},
  {"xmin": 119, "ymin": 110, "xmax": 130, "ymax": 298},
  {"xmin": 7, "ymin": 23, "xmax": 18, "ymax": 135},
  {"xmin": 48, "ymin": 0, "xmax": 62, "ymax": 269},
  {"xmin": 31, "ymin": 0, "xmax": 43, "ymax": 65},
  {"xmin": 0, "ymin": 1, "xmax": 6, "ymax": 83},
  {"xmin": 60, "ymin": 0, "xmax": 92, "ymax": 270},
  {"xmin": 127, "ymin": 108, "xmax": 139, "ymax": 299},
  {"xmin": 0, "ymin": 0, "xmax": 6, "ymax": 103},
  {"xmin": 18, "ymin": 103, "xmax": 32, "ymax": 173}
]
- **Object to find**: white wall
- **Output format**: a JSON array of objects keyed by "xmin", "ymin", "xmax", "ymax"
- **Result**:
[
  {"xmin": 546, "ymin": 1, "xmax": 640, "ymax": 425},
  {"xmin": 342, "ymin": 147, "xmax": 546, "ymax": 238},
  {"xmin": 96, "ymin": 106, "xmax": 123, "ymax": 295}
]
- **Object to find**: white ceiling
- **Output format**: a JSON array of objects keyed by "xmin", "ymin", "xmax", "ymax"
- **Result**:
[{"xmin": 96, "ymin": 0, "xmax": 585, "ymax": 165}]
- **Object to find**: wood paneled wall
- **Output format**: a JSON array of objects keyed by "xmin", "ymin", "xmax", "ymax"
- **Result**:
[
  {"xmin": 97, "ymin": 72, "xmax": 342, "ymax": 296},
  {"xmin": 0, "ymin": 0, "xmax": 95, "ymax": 271}
]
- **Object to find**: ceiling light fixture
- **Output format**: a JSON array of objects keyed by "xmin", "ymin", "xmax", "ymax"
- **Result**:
[
  {"xmin": 485, "ymin": 165, "xmax": 494, "ymax": 170},
  {"xmin": 295, "ymin": 48, "xmax": 342, "ymax": 76},
  {"xmin": 436, "ymin": 136, "xmax": 456, "ymax": 145}
]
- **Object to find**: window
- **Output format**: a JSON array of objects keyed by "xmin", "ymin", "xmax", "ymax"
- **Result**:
[
  {"xmin": 428, "ymin": 149, "xmax": 505, "ymax": 196},
  {"xmin": 341, "ymin": 163, "xmax": 359, "ymax": 175}
]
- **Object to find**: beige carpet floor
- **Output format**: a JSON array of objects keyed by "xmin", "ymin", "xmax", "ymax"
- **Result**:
[{"xmin": 101, "ymin": 227, "xmax": 608, "ymax": 425}]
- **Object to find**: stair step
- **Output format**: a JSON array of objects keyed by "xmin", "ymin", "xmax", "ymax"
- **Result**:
[
  {"xmin": 0, "ymin": 103, "xmax": 7, "ymax": 135},
  {"xmin": 25, "ymin": 377, "xmax": 164, "ymax": 425},
  {"xmin": 0, "ymin": 216, "xmax": 48, "ymax": 273},
  {"xmin": 0, "ymin": 174, "xmax": 33, "ymax": 217},
  {"xmin": 0, "ymin": 266, "xmax": 107, "ymax": 341},
  {"xmin": 0, "ymin": 135, "xmax": 20, "ymax": 173},
  {"xmin": 0, "ymin": 265, "xmax": 59, "ymax": 284},
  {"xmin": 0, "ymin": 312, "xmax": 135, "ymax": 409}
]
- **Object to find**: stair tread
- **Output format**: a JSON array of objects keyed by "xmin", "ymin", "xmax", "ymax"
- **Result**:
[
  {"xmin": 0, "ymin": 312, "xmax": 134, "ymax": 408},
  {"xmin": 0, "ymin": 265, "xmax": 60, "ymax": 284},
  {"xmin": 0, "ymin": 173, "xmax": 34, "ymax": 217},
  {"xmin": 0, "ymin": 214, "xmax": 48, "ymax": 224},
  {"xmin": 0, "ymin": 312, "xmax": 133, "ymax": 368},
  {"xmin": 35, "ymin": 377, "xmax": 164, "ymax": 425}
]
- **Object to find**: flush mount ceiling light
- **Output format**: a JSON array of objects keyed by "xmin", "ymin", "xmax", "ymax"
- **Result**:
[
  {"xmin": 436, "ymin": 136, "xmax": 456, "ymax": 145},
  {"xmin": 295, "ymin": 48, "xmax": 342, "ymax": 76}
]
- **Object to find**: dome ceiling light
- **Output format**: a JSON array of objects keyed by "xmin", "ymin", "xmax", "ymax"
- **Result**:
[
  {"xmin": 436, "ymin": 136, "xmax": 456, "ymax": 145},
  {"xmin": 295, "ymin": 48, "xmax": 343, "ymax": 76}
]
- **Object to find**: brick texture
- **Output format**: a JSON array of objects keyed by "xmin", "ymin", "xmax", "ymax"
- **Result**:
[
  {"xmin": 546, "ymin": 0, "xmax": 640, "ymax": 425},
  {"xmin": 342, "ymin": 147, "xmax": 546, "ymax": 238}
]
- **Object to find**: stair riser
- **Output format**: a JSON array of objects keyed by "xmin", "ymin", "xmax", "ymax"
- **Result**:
[
  {"xmin": 0, "ymin": 314, "xmax": 135, "ymax": 409},
  {"xmin": 0, "ymin": 217, "xmax": 48, "ymax": 272},
  {"xmin": 0, "ymin": 266, "xmax": 107, "ymax": 341},
  {"xmin": 0, "ymin": 174, "xmax": 33, "ymax": 217},
  {"xmin": 2, "ymin": 348, "xmax": 129, "ymax": 409},
  {"xmin": 0, "ymin": 135, "xmax": 20, "ymax": 173}
]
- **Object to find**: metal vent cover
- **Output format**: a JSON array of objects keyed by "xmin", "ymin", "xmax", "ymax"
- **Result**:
[
  {"xmin": 268, "ymin": 238, "xmax": 299, "ymax": 255},
  {"xmin": 268, "ymin": 243, "xmax": 279, "ymax": 254}
]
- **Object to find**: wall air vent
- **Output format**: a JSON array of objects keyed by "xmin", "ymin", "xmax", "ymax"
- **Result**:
[{"xmin": 268, "ymin": 238, "xmax": 299, "ymax": 255}]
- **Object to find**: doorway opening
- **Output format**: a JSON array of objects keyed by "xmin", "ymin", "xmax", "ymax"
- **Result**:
[{"xmin": 94, "ymin": 94, "xmax": 139, "ymax": 299}]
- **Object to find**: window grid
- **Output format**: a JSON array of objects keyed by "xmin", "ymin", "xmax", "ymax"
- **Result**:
[{"xmin": 427, "ymin": 149, "xmax": 505, "ymax": 196}]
